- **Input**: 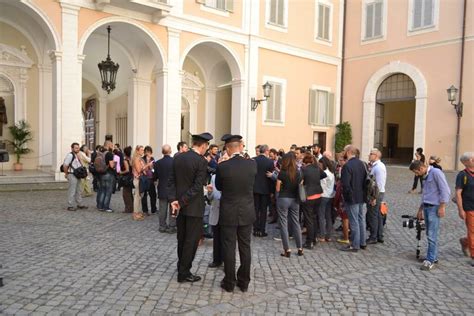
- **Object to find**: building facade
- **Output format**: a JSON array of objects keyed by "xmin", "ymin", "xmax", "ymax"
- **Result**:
[{"xmin": 0, "ymin": 0, "xmax": 471, "ymax": 178}]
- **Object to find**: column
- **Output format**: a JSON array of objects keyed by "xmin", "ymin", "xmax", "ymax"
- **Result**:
[
  {"xmin": 231, "ymin": 79, "xmax": 246, "ymax": 137},
  {"xmin": 97, "ymin": 96, "xmax": 108, "ymax": 144},
  {"xmin": 361, "ymin": 99, "xmax": 376, "ymax": 160},
  {"xmin": 413, "ymin": 96, "xmax": 427, "ymax": 154},
  {"xmin": 166, "ymin": 27, "xmax": 182, "ymax": 150},
  {"xmin": 16, "ymin": 68, "xmax": 28, "ymax": 122},
  {"xmin": 128, "ymin": 75, "xmax": 152, "ymax": 146},
  {"xmin": 245, "ymin": 42, "xmax": 259, "ymax": 151},
  {"xmin": 205, "ymin": 87, "xmax": 217, "ymax": 134},
  {"xmin": 154, "ymin": 68, "xmax": 168, "ymax": 152},
  {"xmin": 37, "ymin": 64, "xmax": 53, "ymax": 168}
]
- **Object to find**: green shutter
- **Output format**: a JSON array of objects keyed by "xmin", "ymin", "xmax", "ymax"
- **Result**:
[{"xmin": 328, "ymin": 92, "xmax": 335, "ymax": 125}]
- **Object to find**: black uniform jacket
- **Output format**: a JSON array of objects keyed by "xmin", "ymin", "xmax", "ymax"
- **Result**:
[
  {"xmin": 215, "ymin": 155, "xmax": 257, "ymax": 226},
  {"xmin": 167, "ymin": 150, "xmax": 208, "ymax": 217},
  {"xmin": 253, "ymin": 155, "xmax": 275, "ymax": 195}
]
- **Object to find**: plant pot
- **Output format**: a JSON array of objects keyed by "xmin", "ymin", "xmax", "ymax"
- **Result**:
[{"xmin": 13, "ymin": 162, "xmax": 23, "ymax": 171}]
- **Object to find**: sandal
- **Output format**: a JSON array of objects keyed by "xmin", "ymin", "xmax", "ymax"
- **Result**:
[
  {"xmin": 297, "ymin": 248, "xmax": 304, "ymax": 256},
  {"xmin": 133, "ymin": 213, "xmax": 144, "ymax": 221},
  {"xmin": 280, "ymin": 250, "xmax": 291, "ymax": 258}
]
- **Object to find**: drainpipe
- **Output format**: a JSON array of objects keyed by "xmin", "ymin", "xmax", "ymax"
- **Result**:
[
  {"xmin": 454, "ymin": 0, "xmax": 467, "ymax": 170},
  {"xmin": 339, "ymin": 0, "xmax": 347, "ymax": 123}
]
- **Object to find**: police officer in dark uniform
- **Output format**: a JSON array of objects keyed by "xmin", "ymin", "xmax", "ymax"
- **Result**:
[
  {"xmin": 215, "ymin": 135, "xmax": 257, "ymax": 292},
  {"xmin": 167, "ymin": 132, "xmax": 213, "ymax": 283}
]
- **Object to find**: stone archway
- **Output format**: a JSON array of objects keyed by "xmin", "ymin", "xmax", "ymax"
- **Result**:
[{"xmin": 362, "ymin": 61, "xmax": 427, "ymax": 160}]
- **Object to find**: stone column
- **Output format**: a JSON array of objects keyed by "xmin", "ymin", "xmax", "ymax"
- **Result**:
[
  {"xmin": 154, "ymin": 68, "xmax": 167, "ymax": 152},
  {"xmin": 361, "ymin": 99, "xmax": 376, "ymax": 160},
  {"xmin": 246, "ymin": 42, "xmax": 259, "ymax": 152},
  {"xmin": 231, "ymin": 79, "xmax": 245, "ymax": 137},
  {"xmin": 97, "ymin": 96, "xmax": 108, "ymax": 144},
  {"xmin": 205, "ymin": 87, "xmax": 217, "ymax": 134},
  {"xmin": 128, "ymin": 76, "xmax": 152, "ymax": 147},
  {"xmin": 37, "ymin": 64, "xmax": 53, "ymax": 168},
  {"xmin": 166, "ymin": 28, "xmax": 182, "ymax": 150}
]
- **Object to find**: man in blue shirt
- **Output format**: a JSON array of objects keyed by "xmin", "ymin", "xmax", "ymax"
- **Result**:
[{"xmin": 410, "ymin": 160, "xmax": 451, "ymax": 271}]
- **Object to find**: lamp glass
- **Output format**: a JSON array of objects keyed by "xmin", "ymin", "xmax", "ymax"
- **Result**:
[
  {"xmin": 447, "ymin": 85, "xmax": 458, "ymax": 102},
  {"xmin": 262, "ymin": 82, "xmax": 272, "ymax": 98}
]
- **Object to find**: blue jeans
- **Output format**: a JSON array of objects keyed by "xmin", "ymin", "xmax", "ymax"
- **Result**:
[
  {"xmin": 347, "ymin": 203, "xmax": 367, "ymax": 249},
  {"xmin": 423, "ymin": 204, "xmax": 441, "ymax": 263},
  {"xmin": 96, "ymin": 173, "xmax": 115, "ymax": 210}
]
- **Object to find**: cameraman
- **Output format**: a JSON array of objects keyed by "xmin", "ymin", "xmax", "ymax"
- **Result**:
[{"xmin": 409, "ymin": 160, "xmax": 451, "ymax": 271}]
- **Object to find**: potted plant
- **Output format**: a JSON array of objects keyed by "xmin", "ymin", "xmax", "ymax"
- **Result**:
[{"xmin": 7, "ymin": 120, "xmax": 33, "ymax": 171}]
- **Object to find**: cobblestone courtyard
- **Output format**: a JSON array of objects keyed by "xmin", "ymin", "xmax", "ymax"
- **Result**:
[{"xmin": 0, "ymin": 167, "xmax": 473, "ymax": 315}]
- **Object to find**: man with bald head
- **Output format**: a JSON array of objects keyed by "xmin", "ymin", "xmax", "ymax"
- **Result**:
[
  {"xmin": 340, "ymin": 144, "xmax": 368, "ymax": 252},
  {"xmin": 367, "ymin": 148, "xmax": 387, "ymax": 244},
  {"xmin": 155, "ymin": 144, "xmax": 176, "ymax": 233}
]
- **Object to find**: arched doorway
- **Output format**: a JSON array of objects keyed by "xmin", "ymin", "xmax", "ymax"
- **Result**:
[
  {"xmin": 79, "ymin": 19, "xmax": 165, "ymax": 149},
  {"xmin": 0, "ymin": 0, "xmax": 59, "ymax": 171},
  {"xmin": 362, "ymin": 61, "xmax": 427, "ymax": 161},
  {"xmin": 181, "ymin": 40, "xmax": 244, "ymax": 143},
  {"xmin": 374, "ymin": 73, "xmax": 416, "ymax": 164}
]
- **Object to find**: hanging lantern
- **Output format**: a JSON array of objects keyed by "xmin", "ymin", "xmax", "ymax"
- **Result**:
[{"xmin": 98, "ymin": 26, "xmax": 119, "ymax": 94}]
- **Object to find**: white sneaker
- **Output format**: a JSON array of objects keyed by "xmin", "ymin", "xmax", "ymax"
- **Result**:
[
  {"xmin": 420, "ymin": 260, "xmax": 434, "ymax": 271},
  {"xmin": 273, "ymin": 236, "xmax": 282, "ymax": 241},
  {"xmin": 105, "ymin": 209, "xmax": 113, "ymax": 213}
]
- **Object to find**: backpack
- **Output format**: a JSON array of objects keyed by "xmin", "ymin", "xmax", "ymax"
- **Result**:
[
  {"xmin": 364, "ymin": 163, "xmax": 379, "ymax": 203},
  {"xmin": 60, "ymin": 152, "xmax": 74, "ymax": 173},
  {"xmin": 93, "ymin": 151, "xmax": 107, "ymax": 174}
]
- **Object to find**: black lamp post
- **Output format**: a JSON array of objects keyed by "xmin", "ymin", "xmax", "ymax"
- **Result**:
[
  {"xmin": 98, "ymin": 26, "xmax": 119, "ymax": 94},
  {"xmin": 447, "ymin": 85, "xmax": 463, "ymax": 170},
  {"xmin": 251, "ymin": 81, "xmax": 272, "ymax": 111}
]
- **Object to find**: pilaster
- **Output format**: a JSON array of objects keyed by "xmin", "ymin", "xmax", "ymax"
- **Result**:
[{"xmin": 166, "ymin": 27, "xmax": 182, "ymax": 149}]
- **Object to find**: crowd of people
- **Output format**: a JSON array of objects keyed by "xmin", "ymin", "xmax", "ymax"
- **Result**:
[{"xmin": 61, "ymin": 135, "xmax": 474, "ymax": 290}]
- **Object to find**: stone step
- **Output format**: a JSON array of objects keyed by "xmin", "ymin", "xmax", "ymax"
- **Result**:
[{"xmin": 0, "ymin": 181, "xmax": 68, "ymax": 192}]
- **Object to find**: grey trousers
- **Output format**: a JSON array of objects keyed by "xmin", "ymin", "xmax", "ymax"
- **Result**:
[
  {"xmin": 158, "ymin": 198, "xmax": 176, "ymax": 229},
  {"xmin": 318, "ymin": 197, "xmax": 334, "ymax": 239},
  {"xmin": 277, "ymin": 197, "xmax": 303, "ymax": 250},
  {"xmin": 67, "ymin": 174, "xmax": 83, "ymax": 208},
  {"xmin": 367, "ymin": 192, "xmax": 385, "ymax": 241}
]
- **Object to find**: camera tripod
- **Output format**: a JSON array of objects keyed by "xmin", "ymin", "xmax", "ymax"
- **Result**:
[{"xmin": 415, "ymin": 223, "xmax": 423, "ymax": 259}]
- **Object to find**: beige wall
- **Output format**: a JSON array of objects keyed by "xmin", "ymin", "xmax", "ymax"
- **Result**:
[
  {"xmin": 258, "ymin": 0, "xmax": 341, "ymax": 56},
  {"xmin": 256, "ymin": 48, "xmax": 338, "ymax": 152},
  {"xmin": 383, "ymin": 100, "xmax": 415, "ymax": 148},
  {"xmin": 0, "ymin": 22, "xmax": 39, "ymax": 170},
  {"xmin": 183, "ymin": 0, "xmax": 243, "ymax": 29},
  {"xmin": 33, "ymin": 0, "xmax": 62, "ymax": 38}
]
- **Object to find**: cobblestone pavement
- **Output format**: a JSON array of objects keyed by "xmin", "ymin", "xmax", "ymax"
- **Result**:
[{"xmin": 0, "ymin": 167, "xmax": 473, "ymax": 315}]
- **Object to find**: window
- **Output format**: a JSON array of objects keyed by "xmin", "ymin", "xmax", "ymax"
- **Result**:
[
  {"xmin": 364, "ymin": 0, "xmax": 384, "ymax": 40},
  {"xmin": 316, "ymin": 1, "xmax": 332, "ymax": 42},
  {"xmin": 409, "ymin": 0, "xmax": 438, "ymax": 31},
  {"xmin": 198, "ymin": 0, "xmax": 233, "ymax": 12},
  {"xmin": 309, "ymin": 89, "xmax": 335, "ymax": 126},
  {"xmin": 267, "ymin": 0, "xmax": 287, "ymax": 27},
  {"xmin": 263, "ymin": 78, "xmax": 286, "ymax": 124}
]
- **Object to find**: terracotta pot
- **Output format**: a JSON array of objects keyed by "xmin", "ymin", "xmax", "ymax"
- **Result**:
[{"xmin": 13, "ymin": 162, "xmax": 23, "ymax": 171}]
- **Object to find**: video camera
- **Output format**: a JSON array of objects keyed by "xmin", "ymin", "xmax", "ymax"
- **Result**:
[{"xmin": 401, "ymin": 215, "xmax": 425, "ymax": 259}]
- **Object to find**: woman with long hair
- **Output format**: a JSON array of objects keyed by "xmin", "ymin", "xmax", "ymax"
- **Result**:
[
  {"xmin": 120, "ymin": 146, "xmax": 134, "ymax": 213},
  {"xmin": 276, "ymin": 153, "xmax": 303, "ymax": 257},
  {"xmin": 132, "ymin": 145, "xmax": 152, "ymax": 221},
  {"xmin": 318, "ymin": 156, "xmax": 336, "ymax": 241},
  {"xmin": 300, "ymin": 153, "xmax": 326, "ymax": 249}
]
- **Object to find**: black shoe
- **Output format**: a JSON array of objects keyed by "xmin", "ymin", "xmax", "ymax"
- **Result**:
[
  {"xmin": 303, "ymin": 242, "xmax": 314, "ymax": 249},
  {"xmin": 237, "ymin": 284, "xmax": 248, "ymax": 292},
  {"xmin": 77, "ymin": 205, "xmax": 88, "ymax": 209},
  {"xmin": 208, "ymin": 262, "xmax": 222, "ymax": 268},
  {"xmin": 360, "ymin": 245, "xmax": 367, "ymax": 250},
  {"xmin": 260, "ymin": 232, "xmax": 268, "ymax": 237},
  {"xmin": 377, "ymin": 239, "xmax": 384, "ymax": 243},
  {"xmin": 177, "ymin": 274, "xmax": 202, "ymax": 283},
  {"xmin": 166, "ymin": 227, "xmax": 177, "ymax": 234},
  {"xmin": 220, "ymin": 281, "xmax": 234, "ymax": 292},
  {"xmin": 340, "ymin": 246, "xmax": 358, "ymax": 252},
  {"xmin": 366, "ymin": 239, "xmax": 378, "ymax": 245}
]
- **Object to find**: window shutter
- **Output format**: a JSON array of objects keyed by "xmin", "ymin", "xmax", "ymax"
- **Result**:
[
  {"xmin": 277, "ymin": 0, "xmax": 285, "ymax": 26},
  {"xmin": 317, "ymin": 4, "xmax": 324, "ymax": 39},
  {"xmin": 274, "ymin": 83, "xmax": 282, "ymax": 121},
  {"xmin": 324, "ymin": 5, "xmax": 330, "ymax": 40},
  {"xmin": 225, "ymin": 0, "xmax": 233, "ymax": 12},
  {"xmin": 413, "ymin": 0, "xmax": 422, "ymax": 28},
  {"xmin": 310, "ymin": 89, "xmax": 319, "ymax": 125},
  {"xmin": 423, "ymin": 0, "xmax": 433, "ymax": 26},
  {"xmin": 328, "ymin": 92, "xmax": 335, "ymax": 125},
  {"xmin": 266, "ymin": 94, "xmax": 274, "ymax": 121},
  {"xmin": 365, "ymin": 4, "xmax": 374, "ymax": 38},
  {"xmin": 373, "ymin": 2, "xmax": 383, "ymax": 37},
  {"xmin": 270, "ymin": 0, "xmax": 277, "ymax": 24}
]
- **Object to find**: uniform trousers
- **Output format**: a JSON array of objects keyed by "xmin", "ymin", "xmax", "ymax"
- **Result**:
[
  {"xmin": 176, "ymin": 214, "xmax": 203, "ymax": 279},
  {"xmin": 220, "ymin": 224, "xmax": 252, "ymax": 289}
]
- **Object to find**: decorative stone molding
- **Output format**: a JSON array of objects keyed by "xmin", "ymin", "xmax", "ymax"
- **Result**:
[{"xmin": 182, "ymin": 71, "xmax": 204, "ymax": 108}]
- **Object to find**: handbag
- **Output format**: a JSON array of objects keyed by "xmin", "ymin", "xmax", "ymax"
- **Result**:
[
  {"xmin": 72, "ymin": 166, "xmax": 88, "ymax": 179},
  {"xmin": 139, "ymin": 175, "xmax": 150, "ymax": 193},
  {"xmin": 298, "ymin": 181, "xmax": 307, "ymax": 203},
  {"xmin": 118, "ymin": 173, "xmax": 134, "ymax": 188}
]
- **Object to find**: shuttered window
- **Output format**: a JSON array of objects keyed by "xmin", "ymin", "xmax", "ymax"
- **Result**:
[
  {"xmin": 365, "ymin": 0, "xmax": 383, "ymax": 39},
  {"xmin": 317, "ymin": 3, "xmax": 331, "ymax": 41},
  {"xmin": 412, "ymin": 0, "xmax": 434, "ymax": 29},
  {"xmin": 269, "ymin": 0, "xmax": 285, "ymax": 26},
  {"xmin": 309, "ymin": 89, "xmax": 335, "ymax": 126},
  {"xmin": 265, "ymin": 82, "xmax": 283, "ymax": 123},
  {"xmin": 199, "ymin": 0, "xmax": 233, "ymax": 12}
]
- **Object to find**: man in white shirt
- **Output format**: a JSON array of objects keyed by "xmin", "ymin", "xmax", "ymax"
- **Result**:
[
  {"xmin": 367, "ymin": 149, "xmax": 387, "ymax": 244},
  {"xmin": 63, "ymin": 142, "xmax": 88, "ymax": 211}
]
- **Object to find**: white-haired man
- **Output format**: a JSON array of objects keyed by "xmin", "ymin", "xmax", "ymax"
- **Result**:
[{"xmin": 367, "ymin": 149, "xmax": 387, "ymax": 244}]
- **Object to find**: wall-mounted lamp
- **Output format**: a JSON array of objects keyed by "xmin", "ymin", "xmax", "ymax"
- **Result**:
[
  {"xmin": 446, "ymin": 85, "xmax": 463, "ymax": 117},
  {"xmin": 251, "ymin": 82, "xmax": 272, "ymax": 111}
]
